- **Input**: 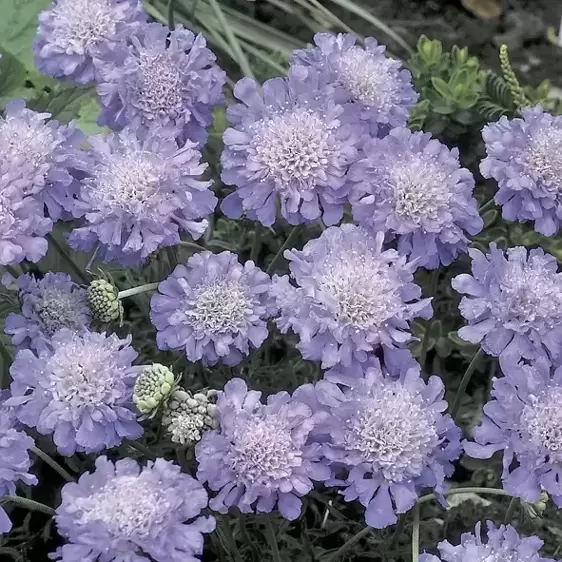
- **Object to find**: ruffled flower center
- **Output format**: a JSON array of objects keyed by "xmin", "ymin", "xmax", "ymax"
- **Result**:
[
  {"xmin": 0, "ymin": 196, "xmax": 16, "ymax": 235},
  {"xmin": 33, "ymin": 287, "xmax": 87, "ymax": 336},
  {"xmin": 344, "ymin": 385, "xmax": 438, "ymax": 481},
  {"xmin": 228, "ymin": 415, "xmax": 302, "ymax": 485},
  {"xmin": 251, "ymin": 107, "xmax": 339, "ymax": 191},
  {"xmin": 522, "ymin": 127, "xmax": 562, "ymax": 193}
]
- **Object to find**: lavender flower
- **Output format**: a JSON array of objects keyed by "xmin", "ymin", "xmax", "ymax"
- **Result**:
[
  {"xmin": 151, "ymin": 251, "xmax": 277, "ymax": 366},
  {"xmin": 34, "ymin": 0, "xmax": 146, "ymax": 84},
  {"xmin": 305, "ymin": 364, "xmax": 461, "ymax": 528},
  {"xmin": 196, "ymin": 378, "xmax": 330, "ymax": 519},
  {"xmin": 452, "ymin": 244, "xmax": 562, "ymax": 363},
  {"xmin": 481, "ymin": 107, "xmax": 562, "ymax": 236},
  {"xmin": 0, "ymin": 408, "xmax": 37, "ymax": 534},
  {"xmin": 3, "ymin": 272, "xmax": 91, "ymax": 353},
  {"xmin": 350, "ymin": 128, "xmax": 483, "ymax": 269},
  {"xmin": 220, "ymin": 65, "xmax": 360, "ymax": 227},
  {"xmin": 464, "ymin": 357, "xmax": 562, "ymax": 507},
  {"xmin": 293, "ymin": 33, "xmax": 418, "ymax": 133},
  {"xmin": 420, "ymin": 521, "xmax": 555, "ymax": 562},
  {"xmin": 54, "ymin": 456, "xmax": 214, "ymax": 562},
  {"xmin": 272, "ymin": 224, "xmax": 432, "ymax": 369},
  {"xmin": 6, "ymin": 329, "xmax": 143, "ymax": 456},
  {"xmin": 68, "ymin": 126, "xmax": 216, "ymax": 266},
  {"xmin": 95, "ymin": 23, "xmax": 226, "ymax": 145}
]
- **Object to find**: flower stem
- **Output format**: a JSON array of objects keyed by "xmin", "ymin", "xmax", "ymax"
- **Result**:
[
  {"xmin": 411, "ymin": 503, "xmax": 420, "ymax": 562},
  {"xmin": 267, "ymin": 226, "xmax": 301, "ymax": 275},
  {"xmin": 3, "ymin": 264, "xmax": 21, "ymax": 278},
  {"xmin": 166, "ymin": 246, "xmax": 178, "ymax": 271},
  {"xmin": 178, "ymin": 240, "xmax": 206, "ymax": 252},
  {"xmin": 250, "ymin": 223, "xmax": 263, "ymax": 264},
  {"xmin": 419, "ymin": 268, "xmax": 440, "ymax": 369},
  {"xmin": 219, "ymin": 517, "xmax": 243, "ymax": 562},
  {"xmin": 325, "ymin": 526, "xmax": 372, "ymax": 562},
  {"xmin": 31, "ymin": 446, "xmax": 74, "ymax": 483},
  {"xmin": 0, "ymin": 496, "xmax": 55, "ymax": 517},
  {"xmin": 389, "ymin": 513, "xmax": 408, "ymax": 550},
  {"xmin": 167, "ymin": 0, "xmax": 176, "ymax": 29},
  {"xmin": 46, "ymin": 233, "xmax": 89, "ymax": 285},
  {"xmin": 265, "ymin": 518, "xmax": 281, "ymax": 562},
  {"xmin": 118, "ymin": 282, "xmax": 160, "ymax": 300},
  {"xmin": 416, "ymin": 486, "xmax": 511, "ymax": 506},
  {"xmin": 450, "ymin": 347, "xmax": 485, "ymax": 418},
  {"xmin": 504, "ymin": 497, "xmax": 519, "ymax": 524}
]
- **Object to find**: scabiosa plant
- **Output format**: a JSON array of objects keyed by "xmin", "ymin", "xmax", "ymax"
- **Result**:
[
  {"xmin": 95, "ymin": 23, "xmax": 226, "ymax": 145},
  {"xmin": 53, "ymin": 456, "xmax": 215, "ymax": 562},
  {"xmin": 68, "ymin": 126, "xmax": 217, "ymax": 266},
  {"xmin": 350, "ymin": 128, "xmax": 483, "ymax": 269},
  {"xmin": 272, "ymin": 224, "xmax": 432, "ymax": 369},
  {"xmin": 481, "ymin": 107, "xmax": 562, "ymax": 236},
  {"xmin": 220, "ymin": 65, "xmax": 360, "ymax": 227},
  {"xmin": 292, "ymin": 33, "xmax": 418, "ymax": 133},
  {"xmin": 150, "ymin": 251, "xmax": 277, "ymax": 366},
  {"xmin": 195, "ymin": 378, "xmax": 330, "ymax": 519},
  {"xmin": 34, "ymin": 0, "xmax": 146, "ymax": 84},
  {"xmin": 306, "ymin": 364, "xmax": 461, "ymax": 528},
  {"xmin": 420, "ymin": 521, "xmax": 556, "ymax": 562},
  {"xmin": 0, "ymin": 408, "xmax": 38, "ymax": 534},
  {"xmin": 452, "ymin": 244, "xmax": 562, "ymax": 363},
  {"xmin": 3, "ymin": 272, "xmax": 91, "ymax": 353},
  {"xmin": 6, "ymin": 329, "xmax": 143, "ymax": 456},
  {"xmin": 464, "ymin": 357, "xmax": 562, "ymax": 507}
]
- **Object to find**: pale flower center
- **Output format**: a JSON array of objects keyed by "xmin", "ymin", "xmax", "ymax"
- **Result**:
[{"xmin": 523, "ymin": 127, "xmax": 562, "ymax": 193}]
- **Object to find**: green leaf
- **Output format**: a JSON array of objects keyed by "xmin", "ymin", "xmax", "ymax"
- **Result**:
[
  {"xmin": 431, "ymin": 77, "xmax": 453, "ymax": 100},
  {"xmin": 0, "ymin": 48, "xmax": 28, "ymax": 105},
  {"xmin": 75, "ymin": 97, "xmax": 107, "ymax": 135},
  {"xmin": 417, "ymin": 35, "xmax": 442, "ymax": 62},
  {"xmin": 482, "ymin": 209, "xmax": 498, "ymax": 229},
  {"xmin": 27, "ymin": 85, "xmax": 94, "ymax": 123}
]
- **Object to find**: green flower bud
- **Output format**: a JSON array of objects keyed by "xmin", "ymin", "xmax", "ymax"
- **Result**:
[
  {"xmin": 522, "ymin": 489, "xmax": 549, "ymax": 520},
  {"xmin": 87, "ymin": 279, "xmax": 123, "ymax": 324},
  {"xmin": 133, "ymin": 364, "xmax": 177, "ymax": 418}
]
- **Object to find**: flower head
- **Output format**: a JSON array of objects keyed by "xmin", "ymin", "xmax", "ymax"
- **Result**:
[
  {"xmin": 293, "ymin": 33, "xmax": 418, "ymax": 133},
  {"xmin": 481, "ymin": 107, "xmax": 562, "ymax": 236},
  {"xmin": 272, "ymin": 224, "xmax": 432, "ymax": 369},
  {"xmin": 464, "ymin": 357, "xmax": 562, "ymax": 507},
  {"xmin": 95, "ymin": 23, "xmax": 226, "ymax": 145},
  {"xmin": 6, "ymin": 329, "xmax": 143, "ymax": 456},
  {"xmin": 54, "ymin": 456, "xmax": 214, "ymax": 562},
  {"xmin": 452, "ymin": 244, "xmax": 562, "ymax": 363},
  {"xmin": 304, "ymin": 363, "xmax": 461, "ymax": 528},
  {"xmin": 420, "ymin": 521, "xmax": 555, "ymax": 562},
  {"xmin": 87, "ymin": 278, "xmax": 123, "ymax": 323},
  {"xmin": 220, "ymin": 65, "xmax": 360, "ymax": 227},
  {"xmin": 196, "ymin": 378, "xmax": 330, "ymax": 519},
  {"xmin": 350, "ymin": 128, "xmax": 482, "ymax": 268},
  {"xmin": 3, "ymin": 272, "xmax": 91, "ymax": 353},
  {"xmin": 34, "ymin": 0, "xmax": 146, "ymax": 84},
  {"xmin": 133, "ymin": 363, "xmax": 177, "ymax": 417},
  {"xmin": 68, "ymin": 127, "xmax": 216, "ymax": 266},
  {"xmin": 151, "ymin": 251, "xmax": 277, "ymax": 366}
]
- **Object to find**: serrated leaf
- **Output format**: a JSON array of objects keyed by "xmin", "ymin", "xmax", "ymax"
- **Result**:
[{"xmin": 27, "ymin": 85, "xmax": 96, "ymax": 124}]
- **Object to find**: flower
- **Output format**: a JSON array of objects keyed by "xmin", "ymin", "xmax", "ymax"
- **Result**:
[
  {"xmin": 292, "ymin": 33, "xmax": 418, "ymax": 133},
  {"xmin": 34, "ymin": 0, "xmax": 146, "ymax": 84},
  {"xmin": 3, "ymin": 272, "xmax": 91, "ymax": 353},
  {"xmin": 151, "ymin": 251, "xmax": 277, "ymax": 366},
  {"xmin": 95, "ymin": 23, "xmax": 226, "ymax": 145},
  {"xmin": 304, "ymin": 363, "xmax": 461, "ymax": 528},
  {"xmin": 452, "ymin": 244, "xmax": 562, "ymax": 364},
  {"xmin": 350, "ymin": 128, "xmax": 482, "ymax": 269},
  {"xmin": 68, "ymin": 126, "xmax": 217, "ymax": 266},
  {"xmin": 420, "ymin": 521, "xmax": 555, "ymax": 562},
  {"xmin": 86, "ymin": 278, "xmax": 123, "ymax": 323},
  {"xmin": 464, "ymin": 356, "xmax": 562, "ymax": 507},
  {"xmin": 53, "ymin": 456, "xmax": 214, "ymax": 562},
  {"xmin": 0, "ymin": 407, "xmax": 37, "ymax": 534},
  {"xmin": 195, "ymin": 378, "xmax": 330, "ymax": 519},
  {"xmin": 6, "ymin": 329, "xmax": 143, "ymax": 456},
  {"xmin": 480, "ymin": 107, "xmax": 562, "ymax": 236},
  {"xmin": 133, "ymin": 363, "xmax": 177, "ymax": 417},
  {"xmin": 220, "ymin": 65, "xmax": 360, "ymax": 227},
  {"xmin": 272, "ymin": 224, "xmax": 432, "ymax": 369}
]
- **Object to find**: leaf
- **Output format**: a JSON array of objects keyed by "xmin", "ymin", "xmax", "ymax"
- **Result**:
[
  {"xmin": 0, "ymin": 48, "xmax": 28, "ymax": 105},
  {"xmin": 461, "ymin": 0, "xmax": 502, "ymax": 20},
  {"xmin": 75, "ymin": 97, "xmax": 107, "ymax": 135},
  {"xmin": 27, "ymin": 84, "xmax": 94, "ymax": 123},
  {"xmin": 431, "ymin": 76, "xmax": 454, "ymax": 99}
]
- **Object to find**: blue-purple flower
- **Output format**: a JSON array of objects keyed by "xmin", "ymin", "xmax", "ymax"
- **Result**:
[
  {"xmin": 0, "ymin": 407, "xmax": 37, "ymax": 534},
  {"xmin": 293, "ymin": 33, "xmax": 418, "ymax": 133},
  {"xmin": 481, "ymin": 107, "xmax": 562, "ymax": 236},
  {"xmin": 151, "ymin": 251, "xmax": 277, "ymax": 366},
  {"xmin": 452, "ymin": 244, "xmax": 562, "ymax": 364},
  {"xmin": 68, "ymin": 126, "xmax": 217, "ymax": 266},
  {"xmin": 272, "ymin": 224, "xmax": 432, "ymax": 369},
  {"xmin": 95, "ymin": 23, "xmax": 226, "ymax": 145},
  {"xmin": 350, "ymin": 128, "xmax": 483, "ymax": 269},
  {"xmin": 195, "ymin": 378, "xmax": 330, "ymax": 519},
  {"xmin": 34, "ymin": 0, "xmax": 146, "ymax": 84},
  {"xmin": 464, "ymin": 357, "xmax": 562, "ymax": 507},
  {"xmin": 3, "ymin": 272, "xmax": 91, "ymax": 353},
  {"xmin": 54, "ymin": 456, "xmax": 214, "ymax": 562},
  {"xmin": 220, "ymin": 65, "xmax": 360, "ymax": 227},
  {"xmin": 301, "ymin": 364, "xmax": 461, "ymax": 528},
  {"xmin": 6, "ymin": 329, "xmax": 143, "ymax": 456},
  {"xmin": 420, "ymin": 521, "xmax": 555, "ymax": 562}
]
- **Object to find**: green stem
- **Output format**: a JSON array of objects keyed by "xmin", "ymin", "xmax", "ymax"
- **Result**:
[
  {"xmin": 416, "ymin": 486, "xmax": 511, "ymax": 506},
  {"xmin": 419, "ymin": 268, "xmax": 440, "ymax": 369},
  {"xmin": 178, "ymin": 240, "xmax": 206, "ymax": 252},
  {"xmin": 265, "ymin": 518, "xmax": 281, "ymax": 562},
  {"xmin": 3, "ymin": 265, "xmax": 21, "ymax": 278},
  {"xmin": 0, "ymin": 496, "xmax": 55, "ymax": 517},
  {"xmin": 325, "ymin": 526, "xmax": 372, "ymax": 562},
  {"xmin": 411, "ymin": 504, "xmax": 420, "ymax": 562},
  {"xmin": 250, "ymin": 224, "xmax": 263, "ymax": 264},
  {"xmin": 267, "ymin": 226, "xmax": 301, "ymax": 275},
  {"xmin": 219, "ymin": 517, "xmax": 243, "ymax": 562},
  {"xmin": 46, "ymin": 233, "xmax": 89, "ymax": 285},
  {"xmin": 503, "ymin": 497, "xmax": 519, "ymax": 524},
  {"xmin": 166, "ymin": 246, "xmax": 178, "ymax": 271},
  {"xmin": 450, "ymin": 347, "xmax": 485, "ymax": 418},
  {"xmin": 167, "ymin": 0, "xmax": 176, "ymax": 29},
  {"xmin": 118, "ymin": 282, "xmax": 160, "ymax": 300},
  {"xmin": 389, "ymin": 513, "xmax": 408, "ymax": 550},
  {"xmin": 31, "ymin": 446, "xmax": 74, "ymax": 483}
]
